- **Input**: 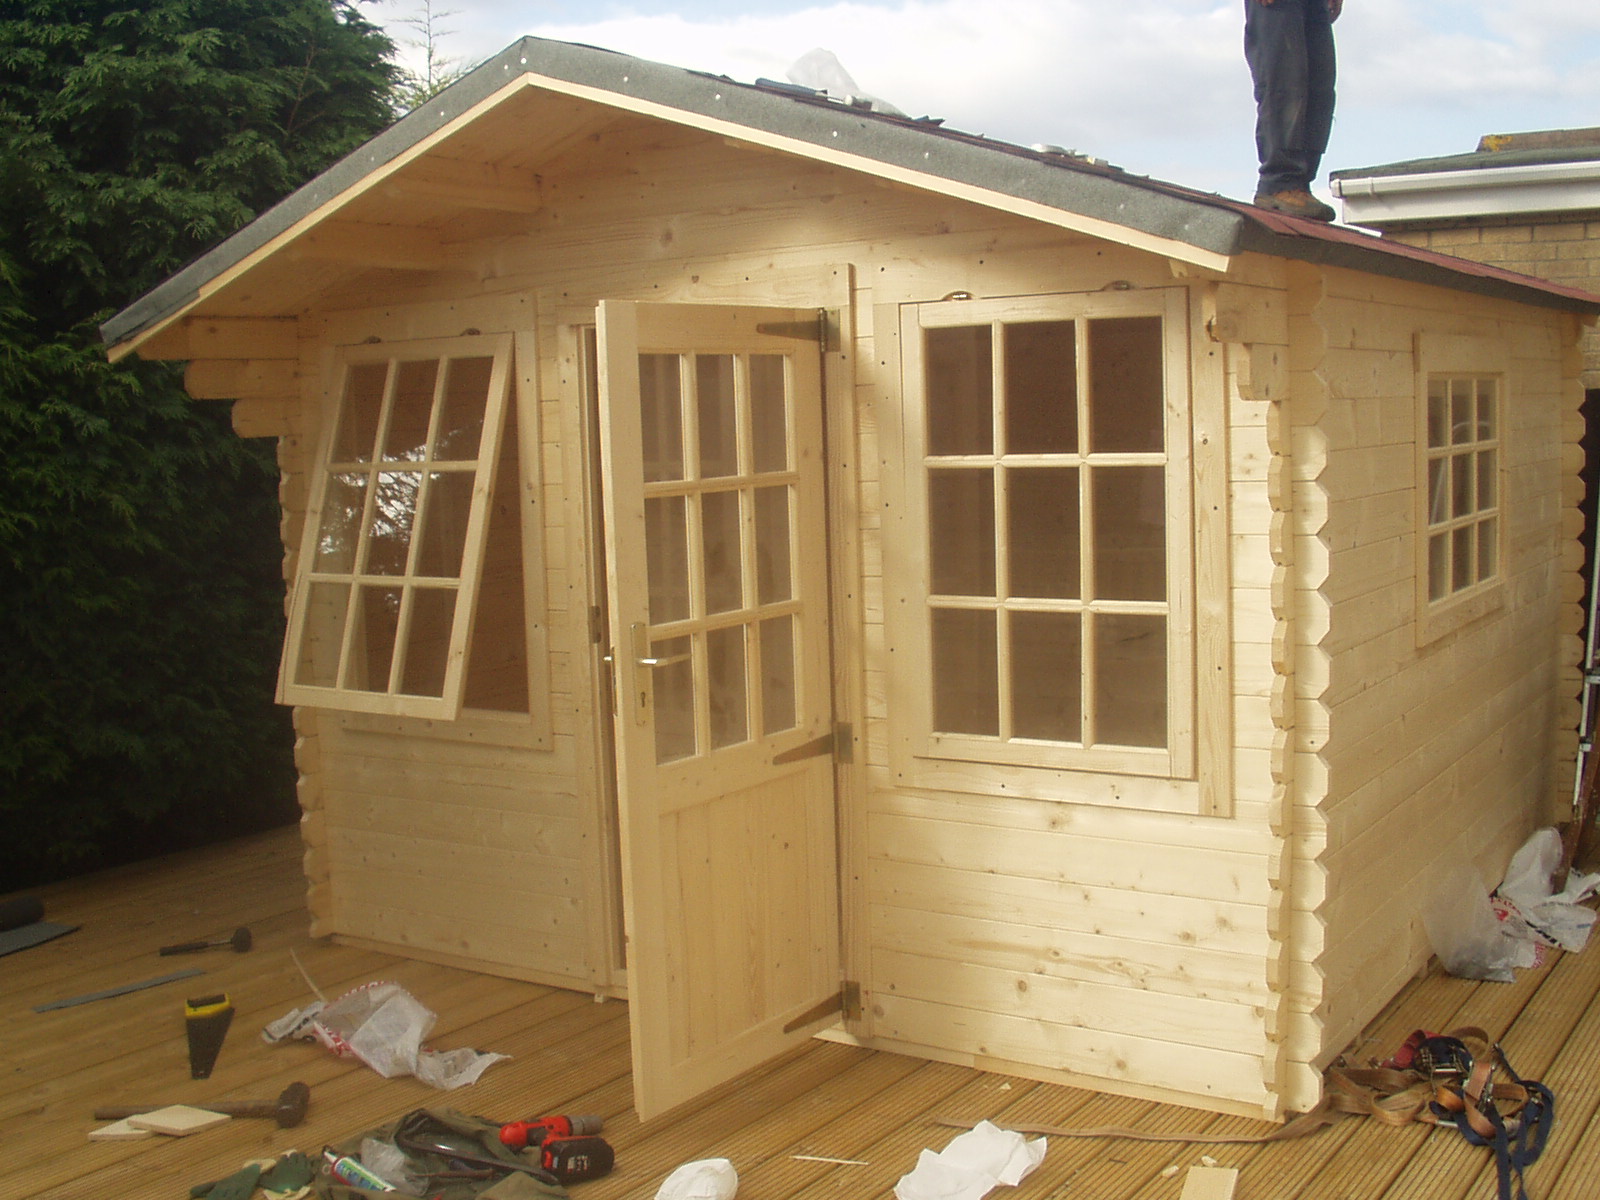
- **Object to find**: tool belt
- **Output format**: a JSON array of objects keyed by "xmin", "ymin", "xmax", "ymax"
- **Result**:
[{"xmin": 1326, "ymin": 1027, "xmax": 1554, "ymax": 1200}]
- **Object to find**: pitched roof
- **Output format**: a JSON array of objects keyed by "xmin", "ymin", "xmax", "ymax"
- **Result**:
[{"xmin": 101, "ymin": 37, "xmax": 1600, "ymax": 353}]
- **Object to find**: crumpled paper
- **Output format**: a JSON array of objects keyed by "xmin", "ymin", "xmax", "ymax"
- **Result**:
[
  {"xmin": 894, "ymin": 1121, "xmax": 1046, "ymax": 1200},
  {"xmin": 655, "ymin": 1157, "xmax": 738, "ymax": 1199},
  {"xmin": 263, "ymin": 981, "xmax": 508, "ymax": 1089}
]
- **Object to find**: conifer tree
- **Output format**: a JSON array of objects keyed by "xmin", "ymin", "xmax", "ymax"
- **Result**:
[{"xmin": 0, "ymin": 2, "xmax": 400, "ymax": 881}]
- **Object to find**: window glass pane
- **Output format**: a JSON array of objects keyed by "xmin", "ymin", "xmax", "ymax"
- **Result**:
[
  {"xmin": 1476, "ymin": 379, "xmax": 1497, "ymax": 439},
  {"xmin": 1427, "ymin": 380, "xmax": 1449, "ymax": 450},
  {"xmin": 464, "ymin": 405, "xmax": 529, "ymax": 714},
  {"xmin": 697, "ymin": 354, "xmax": 739, "ymax": 479},
  {"xmin": 1091, "ymin": 466, "xmax": 1166, "ymax": 601},
  {"xmin": 348, "ymin": 584, "xmax": 402, "ymax": 692},
  {"xmin": 652, "ymin": 635, "xmax": 696, "ymax": 764},
  {"xmin": 332, "ymin": 362, "xmax": 388, "ymax": 462},
  {"xmin": 401, "ymin": 587, "xmax": 456, "ymax": 698},
  {"xmin": 1008, "ymin": 466, "xmax": 1080, "ymax": 599},
  {"xmin": 1451, "ymin": 453, "xmax": 1474, "ymax": 519},
  {"xmin": 750, "ymin": 355, "xmax": 789, "ymax": 474},
  {"xmin": 1088, "ymin": 317, "xmax": 1163, "ymax": 454},
  {"xmin": 434, "ymin": 356, "xmax": 491, "ymax": 461},
  {"xmin": 926, "ymin": 326, "xmax": 993, "ymax": 455},
  {"xmin": 702, "ymin": 489, "xmax": 744, "ymax": 615},
  {"xmin": 1427, "ymin": 458, "xmax": 1448, "ymax": 527},
  {"xmin": 315, "ymin": 473, "xmax": 368, "ymax": 573},
  {"xmin": 1004, "ymin": 321, "xmax": 1078, "ymax": 454},
  {"xmin": 759, "ymin": 615, "xmax": 797, "ymax": 736},
  {"xmin": 1011, "ymin": 611, "xmax": 1082, "ymax": 742},
  {"xmin": 1478, "ymin": 518, "xmax": 1498, "ymax": 582},
  {"xmin": 362, "ymin": 471, "xmax": 420, "ymax": 576},
  {"xmin": 754, "ymin": 485, "xmax": 792, "ymax": 604},
  {"xmin": 707, "ymin": 624, "xmax": 749, "ymax": 750},
  {"xmin": 415, "ymin": 471, "xmax": 474, "ymax": 578},
  {"xmin": 1452, "ymin": 527, "xmax": 1473, "ymax": 592},
  {"xmin": 1450, "ymin": 380, "xmax": 1473, "ymax": 446},
  {"xmin": 293, "ymin": 581, "xmax": 350, "ymax": 687},
  {"xmin": 646, "ymin": 495, "xmax": 691, "ymax": 623},
  {"xmin": 1428, "ymin": 533, "xmax": 1450, "ymax": 602},
  {"xmin": 383, "ymin": 359, "xmax": 439, "ymax": 461},
  {"xmin": 932, "ymin": 607, "xmax": 998, "ymax": 735},
  {"xmin": 1477, "ymin": 449, "xmax": 1497, "ymax": 510},
  {"xmin": 640, "ymin": 354, "xmax": 685, "ymax": 483},
  {"xmin": 929, "ymin": 469, "xmax": 996, "ymax": 596},
  {"xmin": 1094, "ymin": 613, "xmax": 1166, "ymax": 748}
]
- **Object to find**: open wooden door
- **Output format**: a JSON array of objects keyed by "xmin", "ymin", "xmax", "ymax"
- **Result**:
[{"xmin": 596, "ymin": 300, "xmax": 842, "ymax": 1120}]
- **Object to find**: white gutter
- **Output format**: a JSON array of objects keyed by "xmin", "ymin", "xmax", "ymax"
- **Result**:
[{"xmin": 1332, "ymin": 157, "xmax": 1600, "ymax": 226}]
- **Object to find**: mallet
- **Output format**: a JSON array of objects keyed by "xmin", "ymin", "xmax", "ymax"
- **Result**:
[
  {"xmin": 94, "ymin": 1081, "xmax": 310, "ymax": 1129},
  {"xmin": 159, "ymin": 926, "xmax": 252, "ymax": 956}
]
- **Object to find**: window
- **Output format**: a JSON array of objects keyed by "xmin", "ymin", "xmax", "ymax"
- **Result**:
[
  {"xmin": 280, "ymin": 333, "xmax": 543, "ymax": 720},
  {"xmin": 887, "ymin": 290, "xmax": 1205, "ymax": 800},
  {"xmin": 1414, "ymin": 334, "xmax": 1507, "ymax": 643}
]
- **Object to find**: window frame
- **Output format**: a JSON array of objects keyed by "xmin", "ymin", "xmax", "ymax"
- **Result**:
[
  {"xmin": 885, "ymin": 288, "xmax": 1208, "ymax": 807},
  {"xmin": 1413, "ymin": 333, "xmax": 1509, "ymax": 646},
  {"xmin": 279, "ymin": 332, "xmax": 538, "ymax": 721}
]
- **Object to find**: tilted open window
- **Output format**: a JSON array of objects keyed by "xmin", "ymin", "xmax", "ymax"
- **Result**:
[
  {"xmin": 886, "ymin": 289, "xmax": 1214, "ymax": 810},
  {"xmin": 280, "ymin": 333, "xmax": 542, "ymax": 721}
]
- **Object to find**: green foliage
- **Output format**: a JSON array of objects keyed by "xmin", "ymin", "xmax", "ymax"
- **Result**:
[{"xmin": 0, "ymin": 2, "xmax": 400, "ymax": 882}]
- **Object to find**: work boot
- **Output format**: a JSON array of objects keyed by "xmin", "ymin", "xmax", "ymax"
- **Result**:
[{"xmin": 1253, "ymin": 189, "xmax": 1336, "ymax": 222}]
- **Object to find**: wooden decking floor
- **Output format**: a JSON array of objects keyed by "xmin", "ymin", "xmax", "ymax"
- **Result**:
[{"xmin": 4, "ymin": 825, "xmax": 1597, "ymax": 1200}]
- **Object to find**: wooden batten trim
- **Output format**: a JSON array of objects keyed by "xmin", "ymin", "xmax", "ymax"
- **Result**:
[{"xmin": 510, "ymin": 72, "xmax": 1235, "ymax": 274}]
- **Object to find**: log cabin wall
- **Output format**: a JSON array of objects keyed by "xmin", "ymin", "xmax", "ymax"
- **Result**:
[{"xmin": 1290, "ymin": 263, "xmax": 1587, "ymax": 1074}]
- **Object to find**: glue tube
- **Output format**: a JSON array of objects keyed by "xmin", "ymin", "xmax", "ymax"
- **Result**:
[{"xmin": 321, "ymin": 1147, "xmax": 398, "ymax": 1191}]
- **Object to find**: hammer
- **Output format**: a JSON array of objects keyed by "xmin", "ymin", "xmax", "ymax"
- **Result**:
[
  {"xmin": 94, "ymin": 1081, "xmax": 310, "ymax": 1128},
  {"xmin": 159, "ymin": 926, "xmax": 252, "ymax": 956}
]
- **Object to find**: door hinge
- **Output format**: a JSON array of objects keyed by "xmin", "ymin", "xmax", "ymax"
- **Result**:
[{"xmin": 755, "ymin": 309, "xmax": 840, "ymax": 354}]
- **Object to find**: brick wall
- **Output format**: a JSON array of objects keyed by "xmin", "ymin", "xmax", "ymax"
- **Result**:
[{"xmin": 1384, "ymin": 213, "xmax": 1600, "ymax": 386}]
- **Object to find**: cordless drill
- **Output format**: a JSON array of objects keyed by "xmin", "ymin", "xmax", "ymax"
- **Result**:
[{"xmin": 500, "ymin": 1114, "xmax": 613, "ymax": 1183}]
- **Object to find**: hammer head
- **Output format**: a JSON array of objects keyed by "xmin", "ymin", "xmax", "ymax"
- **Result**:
[{"xmin": 274, "ymin": 1081, "xmax": 310, "ymax": 1128}]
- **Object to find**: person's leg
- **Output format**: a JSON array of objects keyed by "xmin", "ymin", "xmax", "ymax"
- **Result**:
[
  {"xmin": 1245, "ymin": 0, "xmax": 1312, "ymax": 194},
  {"xmin": 1300, "ymin": 0, "xmax": 1337, "ymax": 185}
]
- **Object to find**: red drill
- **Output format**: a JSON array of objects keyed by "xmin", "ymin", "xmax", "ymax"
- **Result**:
[{"xmin": 499, "ymin": 1113, "xmax": 604, "ymax": 1151}]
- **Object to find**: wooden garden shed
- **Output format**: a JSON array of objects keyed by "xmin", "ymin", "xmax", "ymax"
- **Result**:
[{"xmin": 103, "ymin": 37, "xmax": 1600, "ymax": 1125}]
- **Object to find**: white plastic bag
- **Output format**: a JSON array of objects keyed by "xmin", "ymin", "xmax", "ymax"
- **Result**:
[
  {"xmin": 263, "ymin": 981, "xmax": 508, "ymax": 1088},
  {"xmin": 1422, "ymin": 871, "xmax": 1523, "ymax": 982},
  {"xmin": 894, "ymin": 1121, "xmax": 1046, "ymax": 1200},
  {"xmin": 655, "ymin": 1158, "xmax": 738, "ymax": 1200}
]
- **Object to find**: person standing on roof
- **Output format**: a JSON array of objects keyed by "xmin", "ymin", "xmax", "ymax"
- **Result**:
[{"xmin": 1246, "ymin": 0, "xmax": 1342, "ymax": 222}]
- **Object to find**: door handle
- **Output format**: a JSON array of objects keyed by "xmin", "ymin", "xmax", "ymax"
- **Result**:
[{"xmin": 630, "ymin": 622, "xmax": 689, "ymax": 668}]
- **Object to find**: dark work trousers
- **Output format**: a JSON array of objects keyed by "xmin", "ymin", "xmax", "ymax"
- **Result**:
[{"xmin": 1244, "ymin": 0, "xmax": 1337, "ymax": 195}]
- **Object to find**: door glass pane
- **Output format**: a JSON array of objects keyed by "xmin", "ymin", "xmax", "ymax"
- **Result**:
[
  {"xmin": 401, "ymin": 587, "xmax": 456, "ymax": 698},
  {"xmin": 332, "ymin": 362, "xmax": 388, "ymax": 462},
  {"xmin": 1094, "ymin": 613, "xmax": 1166, "ymax": 747},
  {"xmin": 754, "ymin": 486, "xmax": 792, "ymax": 604},
  {"xmin": 1004, "ymin": 320, "xmax": 1078, "ymax": 454},
  {"xmin": 1011, "ymin": 610, "xmax": 1082, "ymax": 742},
  {"xmin": 1009, "ymin": 466, "xmax": 1080, "ymax": 599},
  {"xmin": 646, "ymin": 495, "xmax": 691, "ymax": 623},
  {"xmin": 363, "ymin": 472, "xmax": 420, "ymax": 576},
  {"xmin": 383, "ymin": 359, "xmax": 440, "ymax": 461},
  {"xmin": 926, "ymin": 325, "xmax": 993, "ymax": 455},
  {"xmin": 315, "ymin": 473, "xmax": 368, "ymax": 572},
  {"xmin": 652, "ymin": 634, "xmax": 695, "ymax": 764},
  {"xmin": 750, "ymin": 355, "xmax": 788, "ymax": 473},
  {"xmin": 1091, "ymin": 466, "xmax": 1165, "ymax": 602},
  {"xmin": 1088, "ymin": 317, "xmax": 1163, "ymax": 454},
  {"xmin": 697, "ymin": 354, "xmax": 739, "ymax": 479},
  {"xmin": 435, "ymin": 356, "xmax": 491, "ymax": 461},
  {"xmin": 929, "ymin": 468, "xmax": 995, "ymax": 597},
  {"xmin": 932, "ymin": 607, "xmax": 998, "ymax": 735},
  {"xmin": 348, "ymin": 584, "xmax": 403, "ymax": 692},
  {"xmin": 707, "ymin": 624, "xmax": 749, "ymax": 750},
  {"xmin": 702, "ymin": 490, "xmax": 744, "ymax": 615},
  {"xmin": 640, "ymin": 354, "xmax": 685, "ymax": 483},
  {"xmin": 759, "ymin": 615, "xmax": 797, "ymax": 736},
  {"xmin": 293, "ymin": 581, "xmax": 350, "ymax": 687},
  {"xmin": 415, "ymin": 471, "xmax": 473, "ymax": 578}
]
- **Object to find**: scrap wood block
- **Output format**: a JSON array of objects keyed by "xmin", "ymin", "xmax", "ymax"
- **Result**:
[
  {"xmin": 1179, "ymin": 1165, "xmax": 1239, "ymax": 1200},
  {"xmin": 126, "ymin": 1105, "xmax": 231, "ymax": 1136},
  {"xmin": 88, "ymin": 1118, "xmax": 154, "ymax": 1141}
]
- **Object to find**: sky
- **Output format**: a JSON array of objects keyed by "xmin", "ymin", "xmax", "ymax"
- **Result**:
[{"xmin": 363, "ymin": 1, "xmax": 1600, "ymax": 208}]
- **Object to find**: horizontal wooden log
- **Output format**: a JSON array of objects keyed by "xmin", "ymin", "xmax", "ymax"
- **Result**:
[{"xmin": 184, "ymin": 358, "xmax": 297, "ymax": 401}]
